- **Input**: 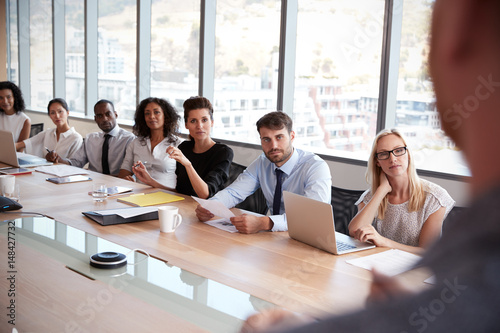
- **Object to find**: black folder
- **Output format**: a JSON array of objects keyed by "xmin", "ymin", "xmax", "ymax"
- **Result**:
[{"xmin": 82, "ymin": 207, "xmax": 158, "ymax": 226}]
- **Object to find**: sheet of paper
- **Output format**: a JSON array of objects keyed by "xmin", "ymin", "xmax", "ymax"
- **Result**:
[
  {"xmin": 35, "ymin": 165, "xmax": 89, "ymax": 177},
  {"xmin": 94, "ymin": 207, "xmax": 158, "ymax": 219},
  {"xmin": 192, "ymin": 196, "xmax": 235, "ymax": 219},
  {"xmin": 424, "ymin": 275, "xmax": 436, "ymax": 285},
  {"xmin": 205, "ymin": 218, "xmax": 239, "ymax": 233},
  {"xmin": 345, "ymin": 249, "xmax": 422, "ymax": 277}
]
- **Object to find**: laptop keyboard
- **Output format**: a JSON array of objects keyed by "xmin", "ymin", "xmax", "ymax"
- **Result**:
[
  {"xmin": 18, "ymin": 159, "xmax": 30, "ymax": 165},
  {"xmin": 336, "ymin": 241, "xmax": 356, "ymax": 252}
]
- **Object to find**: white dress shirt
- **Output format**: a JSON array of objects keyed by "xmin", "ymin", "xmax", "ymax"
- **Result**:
[
  {"xmin": 68, "ymin": 125, "xmax": 135, "ymax": 175},
  {"xmin": 0, "ymin": 112, "xmax": 30, "ymax": 142},
  {"xmin": 121, "ymin": 136, "xmax": 181, "ymax": 189},
  {"xmin": 24, "ymin": 127, "xmax": 83, "ymax": 159}
]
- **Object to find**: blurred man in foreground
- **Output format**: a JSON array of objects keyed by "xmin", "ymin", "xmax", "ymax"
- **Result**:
[{"xmin": 242, "ymin": 0, "xmax": 500, "ymax": 331}]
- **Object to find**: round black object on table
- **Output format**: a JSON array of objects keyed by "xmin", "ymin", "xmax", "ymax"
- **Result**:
[{"xmin": 90, "ymin": 251, "xmax": 127, "ymax": 269}]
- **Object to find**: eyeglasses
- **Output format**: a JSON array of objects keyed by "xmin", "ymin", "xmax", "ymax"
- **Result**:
[{"xmin": 376, "ymin": 146, "xmax": 407, "ymax": 160}]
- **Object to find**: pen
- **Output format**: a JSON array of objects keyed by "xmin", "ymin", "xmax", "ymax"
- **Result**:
[
  {"xmin": 45, "ymin": 147, "xmax": 52, "ymax": 153},
  {"xmin": 134, "ymin": 161, "xmax": 148, "ymax": 168}
]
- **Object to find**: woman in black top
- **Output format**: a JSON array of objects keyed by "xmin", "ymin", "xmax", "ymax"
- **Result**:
[{"xmin": 134, "ymin": 96, "xmax": 233, "ymax": 198}]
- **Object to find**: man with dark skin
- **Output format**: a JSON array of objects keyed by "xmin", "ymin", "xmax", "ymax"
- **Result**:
[{"xmin": 57, "ymin": 100, "xmax": 135, "ymax": 175}]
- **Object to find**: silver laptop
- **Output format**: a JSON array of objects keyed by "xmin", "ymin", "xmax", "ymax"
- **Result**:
[
  {"xmin": 284, "ymin": 191, "xmax": 375, "ymax": 255},
  {"xmin": 0, "ymin": 130, "xmax": 53, "ymax": 168}
]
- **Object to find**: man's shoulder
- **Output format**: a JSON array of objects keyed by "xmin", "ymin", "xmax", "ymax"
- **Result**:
[
  {"xmin": 295, "ymin": 148, "xmax": 327, "ymax": 166},
  {"xmin": 85, "ymin": 131, "xmax": 102, "ymax": 141},
  {"xmin": 117, "ymin": 127, "xmax": 135, "ymax": 138}
]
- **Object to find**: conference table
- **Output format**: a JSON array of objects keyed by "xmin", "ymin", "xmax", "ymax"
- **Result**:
[{"xmin": 0, "ymin": 166, "xmax": 432, "ymax": 332}]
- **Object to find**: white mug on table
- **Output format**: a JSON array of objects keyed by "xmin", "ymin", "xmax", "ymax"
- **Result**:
[
  {"xmin": 0, "ymin": 175, "xmax": 19, "ymax": 201},
  {"xmin": 158, "ymin": 206, "xmax": 183, "ymax": 233}
]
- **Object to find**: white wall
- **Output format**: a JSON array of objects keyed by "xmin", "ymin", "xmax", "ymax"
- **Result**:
[{"xmin": 27, "ymin": 110, "xmax": 470, "ymax": 207}]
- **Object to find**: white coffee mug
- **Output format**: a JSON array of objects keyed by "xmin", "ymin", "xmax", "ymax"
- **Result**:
[
  {"xmin": 158, "ymin": 206, "xmax": 183, "ymax": 233},
  {"xmin": 0, "ymin": 175, "xmax": 15, "ymax": 196}
]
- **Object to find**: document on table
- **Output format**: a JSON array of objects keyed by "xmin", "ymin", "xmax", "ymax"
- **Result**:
[
  {"xmin": 93, "ymin": 207, "xmax": 158, "ymax": 218},
  {"xmin": 346, "ymin": 249, "xmax": 422, "ymax": 277},
  {"xmin": 205, "ymin": 218, "xmax": 239, "ymax": 233},
  {"xmin": 192, "ymin": 196, "xmax": 238, "ymax": 233},
  {"xmin": 35, "ymin": 164, "xmax": 89, "ymax": 177}
]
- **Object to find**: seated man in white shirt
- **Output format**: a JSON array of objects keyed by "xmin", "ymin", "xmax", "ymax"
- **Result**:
[
  {"xmin": 195, "ymin": 111, "xmax": 332, "ymax": 234},
  {"xmin": 58, "ymin": 100, "xmax": 135, "ymax": 175}
]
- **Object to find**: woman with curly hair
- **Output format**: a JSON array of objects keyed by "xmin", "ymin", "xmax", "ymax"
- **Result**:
[
  {"xmin": 0, "ymin": 81, "xmax": 31, "ymax": 148},
  {"xmin": 134, "ymin": 96, "xmax": 233, "ymax": 199},
  {"xmin": 348, "ymin": 129, "xmax": 455, "ymax": 255},
  {"xmin": 118, "ymin": 97, "xmax": 181, "ymax": 189}
]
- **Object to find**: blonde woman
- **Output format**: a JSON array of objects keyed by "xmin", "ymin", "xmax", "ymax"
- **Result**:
[{"xmin": 348, "ymin": 129, "xmax": 455, "ymax": 254}]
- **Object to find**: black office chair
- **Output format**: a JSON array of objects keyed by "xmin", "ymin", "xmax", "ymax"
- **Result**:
[
  {"xmin": 442, "ymin": 205, "xmax": 467, "ymax": 234},
  {"xmin": 30, "ymin": 123, "xmax": 44, "ymax": 137},
  {"xmin": 331, "ymin": 185, "xmax": 365, "ymax": 235},
  {"xmin": 225, "ymin": 162, "xmax": 268, "ymax": 215}
]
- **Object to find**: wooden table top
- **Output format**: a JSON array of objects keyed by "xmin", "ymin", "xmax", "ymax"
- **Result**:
[{"xmin": 0, "ymin": 166, "xmax": 432, "ymax": 331}]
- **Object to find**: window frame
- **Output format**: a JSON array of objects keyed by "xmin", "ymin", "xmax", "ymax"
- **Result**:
[{"xmin": 5, "ymin": 0, "xmax": 467, "ymax": 181}]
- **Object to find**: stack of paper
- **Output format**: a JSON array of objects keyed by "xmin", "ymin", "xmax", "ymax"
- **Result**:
[
  {"xmin": 35, "ymin": 165, "xmax": 89, "ymax": 177},
  {"xmin": 83, "ymin": 206, "xmax": 158, "ymax": 225},
  {"xmin": 345, "ymin": 249, "xmax": 422, "ymax": 276}
]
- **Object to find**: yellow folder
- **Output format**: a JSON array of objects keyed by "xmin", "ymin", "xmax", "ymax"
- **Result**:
[{"xmin": 117, "ymin": 191, "xmax": 185, "ymax": 207}]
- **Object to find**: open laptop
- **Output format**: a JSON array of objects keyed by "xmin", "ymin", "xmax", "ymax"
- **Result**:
[
  {"xmin": 284, "ymin": 191, "xmax": 375, "ymax": 255},
  {"xmin": 0, "ymin": 130, "xmax": 53, "ymax": 168}
]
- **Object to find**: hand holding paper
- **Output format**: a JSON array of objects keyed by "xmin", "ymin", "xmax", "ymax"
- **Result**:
[
  {"xmin": 192, "ymin": 196, "xmax": 235, "ymax": 219},
  {"xmin": 192, "ymin": 196, "xmax": 239, "ymax": 233}
]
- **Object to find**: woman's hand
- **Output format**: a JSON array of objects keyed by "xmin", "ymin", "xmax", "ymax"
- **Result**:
[
  {"xmin": 353, "ymin": 225, "xmax": 389, "ymax": 247},
  {"xmin": 45, "ymin": 151, "xmax": 60, "ymax": 163},
  {"xmin": 132, "ymin": 161, "xmax": 154, "ymax": 185},
  {"xmin": 378, "ymin": 172, "xmax": 392, "ymax": 195},
  {"xmin": 166, "ymin": 146, "xmax": 191, "ymax": 167}
]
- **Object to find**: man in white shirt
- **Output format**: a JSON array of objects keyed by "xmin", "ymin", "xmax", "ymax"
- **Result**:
[
  {"xmin": 59, "ymin": 100, "xmax": 135, "ymax": 175},
  {"xmin": 195, "ymin": 111, "xmax": 332, "ymax": 233}
]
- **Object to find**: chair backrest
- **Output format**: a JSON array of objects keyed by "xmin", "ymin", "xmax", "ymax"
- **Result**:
[
  {"xmin": 331, "ymin": 186, "xmax": 365, "ymax": 235},
  {"xmin": 442, "ymin": 205, "xmax": 466, "ymax": 233},
  {"xmin": 225, "ymin": 162, "xmax": 268, "ymax": 215},
  {"xmin": 30, "ymin": 123, "xmax": 44, "ymax": 138}
]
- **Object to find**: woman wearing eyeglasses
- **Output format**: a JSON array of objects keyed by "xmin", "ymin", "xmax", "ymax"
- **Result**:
[{"xmin": 348, "ymin": 129, "xmax": 455, "ymax": 255}]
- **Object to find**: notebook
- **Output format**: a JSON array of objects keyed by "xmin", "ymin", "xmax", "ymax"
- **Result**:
[
  {"xmin": 283, "ymin": 191, "xmax": 375, "ymax": 255},
  {"xmin": 0, "ymin": 130, "xmax": 53, "ymax": 168},
  {"xmin": 117, "ymin": 191, "xmax": 185, "ymax": 207}
]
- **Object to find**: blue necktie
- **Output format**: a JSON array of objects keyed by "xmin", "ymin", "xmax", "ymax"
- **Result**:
[{"xmin": 273, "ymin": 169, "xmax": 284, "ymax": 215}]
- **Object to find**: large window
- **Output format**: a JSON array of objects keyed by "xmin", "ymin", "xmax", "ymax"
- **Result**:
[
  {"xmin": 393, "ymin": 0, "xmax": 468, "ymax": 175},
  {"xmin": 30, "ymin": 0, "xmax": 53, "ymax": 110},
  {"xmin": 97, "ymin": 0, "xmax": 137, "ymax": 120},
  {"xmin": 65, "ymin": 0, "xmax": 85, "ymax": 115},
  {"xmin": 7, "ymin": 0, "xmax": 18, "ymax": 84},
  {"xmin": 212, "ymin": 0, "xmax": 281, "ymax": 142},
  {"xmin": 5, "ymin": 0, "xmax": 468, "ymax": 177},
  {"xmin": 150, "ymin": 1, "xmax": 200, "ymax": 109},
  {"xmin": 293, "ymin": 0, "xmax": 384, "ymax": 159}
]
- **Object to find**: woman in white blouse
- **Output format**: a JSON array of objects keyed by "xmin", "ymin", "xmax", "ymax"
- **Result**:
[
  {"xmin": 348, "ymin": 129, "xmax": 455, "ymax": 255},
  {"xmin": 118, "ymin": 97, "xmax": 181, "ymax": 189},
  {"xmin": 15, "ymin": 98, "xmax": 82, "ymax": 162},
  {"xmin": 0, "ymin": 81, "xmax": 31, "ymax": 148}
]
